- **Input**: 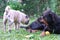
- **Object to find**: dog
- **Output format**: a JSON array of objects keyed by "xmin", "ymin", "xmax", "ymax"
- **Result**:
[
  {"xmin": 40, "ymin": 8, "xmax": 60, "ymax": 36},
  {"xmin": 21, "ymin": 8, "xmax": 60, "ymax": 36},
  {"xmin": 3, "ymin": 6, "xmax": 29, "ymax": 32},
  {"xmin": 40, "ymin": 8, "xmax": 55, "ymax": 36}
]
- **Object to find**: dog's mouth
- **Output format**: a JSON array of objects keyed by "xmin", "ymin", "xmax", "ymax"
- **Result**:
[
  {"xmin": 21, "ymin": 20, "xmax": 29, "ymax": 25},
  {"xmin": 25, "ymin": 20, "xmax": 29, "ymax": 25}
]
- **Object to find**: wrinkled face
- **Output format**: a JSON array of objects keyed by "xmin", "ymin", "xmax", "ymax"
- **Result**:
[{"xmin": 22, "ymin": 15, "xmax": 29, "ymax": 25}]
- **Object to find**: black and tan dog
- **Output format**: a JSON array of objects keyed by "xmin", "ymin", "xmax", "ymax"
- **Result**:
[
  {"xmin": 21, "ymin": 8, "xmax": 60, "ymax": 36},
  {"xmin": 41, "ymin": 8, "xmax": 60, "ymax": 35},
  {"xmin": 26, "ymin": 8, "xmax": 60, "ymax": 36}
]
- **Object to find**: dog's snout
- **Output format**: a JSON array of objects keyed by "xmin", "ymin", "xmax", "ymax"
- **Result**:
[
  {"xmin": 28, "ymin": 20, "xmax": 29, "ymax": 23},
  {"xmin": 25, "ymin": 20, "xmax": 29, "ymax": 24}
]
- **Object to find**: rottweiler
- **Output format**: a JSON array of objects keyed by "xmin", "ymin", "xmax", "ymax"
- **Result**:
[
  {"xmin": 42, "ymin": 8, "xmax": 60, "ymax": 34},
  {"xmin": 21, "ymin": 8, "xmax": 60, "ymax": 36}
]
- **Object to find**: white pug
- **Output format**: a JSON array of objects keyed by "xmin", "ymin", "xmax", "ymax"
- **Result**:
[{"xmin": 3, "ymin": 6, "xmax": 29, "ymax": 32}]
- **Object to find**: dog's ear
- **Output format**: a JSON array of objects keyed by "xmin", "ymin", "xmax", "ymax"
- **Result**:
[
  {"xmin": 37, "ymin": 17, "xmax": 42, "ymax": 22},
  {"xmin": 49, "ymin": 14, "xmax": 55, "ymax": 20},
  {"xmin": 49, "ymin": 13, "xmax": 52, "ymax": 17},
  {"xmin": 38, "ymin": 16, "xmax": 43, "ymax": 21},
  {"xmin": 37, "ymin": 18, "xmax": 40, "ymax": 21},
  {"xmin": 25, "ymin": 16, "xmax": 29, "ymax": 18}
]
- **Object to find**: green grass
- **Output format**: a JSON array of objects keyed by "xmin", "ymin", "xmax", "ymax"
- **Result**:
[{"xmin": 0, "ymin": 18, "xmax": 60, "ymax": 40}]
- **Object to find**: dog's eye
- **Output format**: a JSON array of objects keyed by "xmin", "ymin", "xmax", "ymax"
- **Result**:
[{"xmin": 26, "ymin": 16, "xmax": 29, "ymax": 18}]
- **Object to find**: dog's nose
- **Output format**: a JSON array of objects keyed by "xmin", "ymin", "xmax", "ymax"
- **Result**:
[
  {"xmin": 27, "ymin": 20, "xmax": 29, "ymax": 23},
  {"xmin": 25, "ymin": 20, "xmax": 29, "ymax": 24}
]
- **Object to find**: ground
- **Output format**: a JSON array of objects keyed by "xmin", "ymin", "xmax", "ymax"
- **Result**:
[{"xmin": 0, "ymin": 18, "xmax": 60, "ymax": 40}]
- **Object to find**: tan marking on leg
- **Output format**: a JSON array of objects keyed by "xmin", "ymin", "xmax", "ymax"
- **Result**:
[
  {"xmin": 40, "ymin": 31, "xmax": 46, "ymax": 37},
  {"xmin": 32, "ymin": 30, "xmax": 38, "ymax": 33}
]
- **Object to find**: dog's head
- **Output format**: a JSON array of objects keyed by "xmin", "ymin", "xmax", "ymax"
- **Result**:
[
  {"xmin": 25, "ymin": 16, "xmax": 47, "ymax": 33},
  {"xmin": 37, "ymin": 16, "xmax": 48, "ymax": 26},
  {"xmin": 42, "ymin": 9, "xmax": 56, "ymax": 25},
  {"xmin": 21, "ymin": 13, "xmax": 29, "ymax": 25},
  {"xmin": 5, "ymin": 6, "xmax": 11, "ymax": 13},
  {"xmin": 24, "ymin": 15, "xmax": 29, "ymax": 24}
]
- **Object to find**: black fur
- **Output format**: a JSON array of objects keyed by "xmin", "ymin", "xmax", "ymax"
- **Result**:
[
  {"xmin": 42, "ymin": 9, "xmax": 60, "ymax": 34},
  {"xmin": 29, "ymin": 17, "xmax": 46, "ymax": 30},
  {"xmin": 20, "ymin": 16, "xmax": 47, "ymax": 32},
  {"xmin": 21, "ymin": 9, "xmax": 60, "ymax": 34}
]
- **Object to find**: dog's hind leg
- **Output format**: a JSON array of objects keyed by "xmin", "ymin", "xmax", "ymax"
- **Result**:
[
  {"xmin": 17, "ymin": 23, "xmax": 20, "ymax": 30},
  {"xmin": 14, "ymin": 23, "xmax": 18, "ymax": 30}
]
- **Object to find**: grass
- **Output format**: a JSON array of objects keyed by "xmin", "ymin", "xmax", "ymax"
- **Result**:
[{"xmin": 0, "ymin": 18, "xmax": 60, "ymax": 40}]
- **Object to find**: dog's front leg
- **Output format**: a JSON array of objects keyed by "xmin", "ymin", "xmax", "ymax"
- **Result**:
[
  {"xmin": 40, "ymin": 31, "xmax": 45, "ymax": 36},
  {"xmin": 15, "ymin": 22, "xmax": 20, "ymax": 30},
  {"xmin": 40, "ymin": 26, "xmax": 48, "ymax": 36},
  {"xmin": 8, "ymin": 20, "xmax": 14, "ymax": 32},
  {"xmin": 3, "ymin": 19, "xmax": 7, "ymax": 32}
]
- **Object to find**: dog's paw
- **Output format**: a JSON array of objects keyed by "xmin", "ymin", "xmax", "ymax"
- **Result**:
[
  {"xmin": 40, "ymin": 31, "xmax": 46, "ymax": 37},
  {"xmin": 9, "ymin": 30, "xmax": 11, "ymax": 33}
]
